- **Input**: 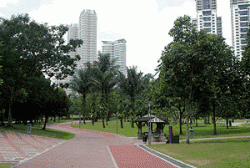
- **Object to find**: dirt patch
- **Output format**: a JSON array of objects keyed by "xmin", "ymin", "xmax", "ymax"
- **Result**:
[{"xmin": 187, "ymin": 159, "xmax": 210, "ymax": 165}]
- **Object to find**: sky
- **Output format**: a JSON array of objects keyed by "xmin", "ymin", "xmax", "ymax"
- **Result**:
[{"xmin": 0, "ymin": 0, "xmax": 232, "ymax": 78}]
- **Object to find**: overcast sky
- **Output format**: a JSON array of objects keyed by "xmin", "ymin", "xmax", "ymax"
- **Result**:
[{"xmin": 0, "ymin": 0, "xmax": 231, "ymax": 77}]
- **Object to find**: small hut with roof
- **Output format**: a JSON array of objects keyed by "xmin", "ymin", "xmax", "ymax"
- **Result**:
[{"xmin": 135, "ymin": 114, "xmax": 167, "ymax": 142}]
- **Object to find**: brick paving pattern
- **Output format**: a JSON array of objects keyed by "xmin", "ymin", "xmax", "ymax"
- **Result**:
[
  {"xmin": 0, "ymin": 131, "xmax": 65, "ymax": 163},
  {"xmin": 9, "ymin": 121, "xmax": 180, "ymax": 168}
]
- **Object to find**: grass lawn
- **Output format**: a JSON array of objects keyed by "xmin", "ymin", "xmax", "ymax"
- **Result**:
[
  {"xmin": 0, "ymin": 119, "xmax": 75, "ymax": 140},
  {"xmin": 0, "ymin": 163, "xmax": 17, "ymax": 168},
  {"xmin": 147, "ymin": 137, "xmax": 250, "ymax": 168},
  {"xmin": 71, "ymin": 119, "xmax": 150, "ymax": 137},
  {"xmin": 71, "ymin": 118, "xmax": 250, "ymax": 139},
  {"xmin": 172, "ymin": 121, "xmax": 250, "ymax": 140}
]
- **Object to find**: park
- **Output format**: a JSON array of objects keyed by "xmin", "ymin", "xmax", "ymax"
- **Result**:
[{"xmin": 0, "ymin": 14, "xmax": 250, "ymax": 168}]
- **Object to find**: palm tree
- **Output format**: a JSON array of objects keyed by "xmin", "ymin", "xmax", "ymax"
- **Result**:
[
  {"xmin": 119, "ymin": 66, "xmax": 144, "ymax": 128},
  {"xmin": 69, "ymin": 62, "xmax": 92, "ymax": 124},
  {"xmin": 91, "ymin": 52, "xmax": 120, "ymax": 128}
]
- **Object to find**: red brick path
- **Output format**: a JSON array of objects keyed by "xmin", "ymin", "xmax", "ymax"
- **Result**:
[{"xmin": 12, "ymin": 122, "xmax": 178, "ymax": 168}]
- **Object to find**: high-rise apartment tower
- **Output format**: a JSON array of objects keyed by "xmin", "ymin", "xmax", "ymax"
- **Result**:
[
  {"xmin": 192, "ymin": 0, "xmax": 222, "ymax": 36},
  {"xmin": 230, "ymin": 0, "xmax": 250, "ymax": 59},
  {"xmin": 102, "ymin": 39, "xmax": 127, "ymax": 76},
  {"xmin": 78, "ymin": 9, "xmax": 97, "ymax": 65}
]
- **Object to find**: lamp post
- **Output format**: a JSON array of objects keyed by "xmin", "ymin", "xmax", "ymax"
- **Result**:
[{"xmin": 148, "ymin": 101, "xmax": 151, "ymax": 145}]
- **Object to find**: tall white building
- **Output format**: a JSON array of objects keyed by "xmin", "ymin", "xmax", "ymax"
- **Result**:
[
  {"xmin": 79, "ymin": 9, "xmax": 97, "ymax": 65},
  {"xmin": 53, "ymin": 9, "xmax": 98, "ymax": 95},
  {"xmin": 192, "ymin": 0, "xmax": 222, "ymax": 36},
  {"xmin": 230, "ymin": 0, "xmax": 250, "ymax": 59},
  {"xmin": 102, "ymin": 39, "xmax": 127, "ymax": 76}
]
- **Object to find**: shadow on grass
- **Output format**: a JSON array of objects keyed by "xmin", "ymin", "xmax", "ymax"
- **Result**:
[
  {"xmin": 0, "ymin": 123, "xmax": 75, "ymax": 140},
  {"xmin": 189, "ymin": 138, "xmax": 250, "ymax": 144}
]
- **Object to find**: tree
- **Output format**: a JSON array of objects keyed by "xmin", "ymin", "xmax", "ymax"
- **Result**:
[
  {"xmin": 119, "ymin": 66, "xmax": 144, "ymax": 128},
  {"xmin": 70, "ymin": 62, "xmax": 93, "ymax": 124},
  {"xmin": 159, "ymin": 15, "xmax": 197, "ymax": 143},
  {"xmin": 0, "ymin": 14, "xmax": 83, "ymax": 126},
  {"xmin": 191, "ymin": 30, "xmax": 235, "ymax": 135},
  {"xmin": 91, "ymin": 52, "xmax": 120, "ymax": 128}
]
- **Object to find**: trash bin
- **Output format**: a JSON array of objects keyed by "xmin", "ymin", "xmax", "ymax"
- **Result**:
[
  {"xmin": 143, "ymin": 132, "xmax": 148, "ymax": 143},
  {"xmin": 172, "ymin": 135, "xmax": 179, "ymax": 143}
]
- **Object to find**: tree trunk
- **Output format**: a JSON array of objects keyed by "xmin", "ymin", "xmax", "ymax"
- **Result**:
[
  {"xmin": 213, "ymin": 99, "xmax": 217, "ymax": 135},
  {"xmin": 41, "ymin": 115, "xmax": 43, "ymax": 122},
  {"xmin": 0, "ymin": 108, "xmax": 3, "ymax": 126},
  {"xmin": 226, "ymin": 117, "xmax": 229, "ymax": 129},
  {"xmin": 83, "ymin": 116, "xmax": 86, "ymax": 124},
  {"xmin": 179, "ymin": 111, "xmax": 183, "ymax": 135},
  {"xmin": 131, "ymin": 119, "xmax": 134, "ymax": 128},
  {"xmin": 196, "ymin": 118, "xmax": 198, "ymax": 127},
  {"xmin": 92, "ymin": 119, "xmax": 95, "ymax": 126},
  {"xmin": 106, "ymin": 117, "xmax": 108, "ymax": 126},
  {"xmin": 7, "ymin": 101, "xmax": 12, "ymax": 127},
  {"xmin": 102, "ymin": 116, "xmax": 105, "ymax": 128},
  {"xmin": 120, "ymin": 117, "xmax": 123, "ymax": 128},
  {"xmin": 42, "ymin": 116, "xmax": 48, "ymax": 130},
  {"xmin": 54, "ymin": 116, "xmax": 56, "ymax": 122},
  {"xmin": 186, "ymin": 101, "xmax": 190, "ymax": 144},
  {"xmin": 7, "ymin": 87, "xmax": 13, "ymax": 127}
]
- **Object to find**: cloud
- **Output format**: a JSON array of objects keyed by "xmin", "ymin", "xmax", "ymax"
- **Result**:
[{"xmin": 0, "ymin": 0, "xmax": 19, "ymax": 7}]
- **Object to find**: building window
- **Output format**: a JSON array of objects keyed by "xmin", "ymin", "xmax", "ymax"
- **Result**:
[
  {"xmin": 204, "ymin": 23, "xmax": 211, "ymax": 27},
  {"xmin": 240, "ymin": 17, "xmax": 248, "ymax": 21},
  {"xmin": 203, "ymin": 17, "xmax": 211, "ymax": 21},
  {"xmin": 239, "ymin": 4, "xmax": 250, "ymax": 10},
  {"xmin": 203, "ymin": 11, "xmax": 211, "ymax": 16},
  {"xmin": 241, "ymin": 40, "xmax": 248, "ymax": 44},
  {"xmin": 204, "ymin": 28, "xmax": 211, "ymax": 32},
  {"xmin": 203, "ymin": 0, "xmax": 210, "ymax": 9},
  {"xmin": 240, "ymin": 22, "xmax": 249, "ymax": 27},
  {"xmin": 241, "ymin": 28, "xmax": 248, "ymax": 32},
  {"xmin": 239, "ymin": 11, "xmax": 248, "ymax": 15}
]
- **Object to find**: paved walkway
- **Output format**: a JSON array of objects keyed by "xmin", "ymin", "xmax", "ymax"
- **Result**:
[
  {"xmin": 9, "ymin": 122, "xmax": 182, "ymax": 168},
  {"xmin": 2, "ymin": 121, "xmax": 249, "ymax": 167}
]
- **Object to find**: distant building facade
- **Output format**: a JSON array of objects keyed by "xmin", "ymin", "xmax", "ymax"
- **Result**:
[
  {"xmin": 79, "ymin": 9, "xmax": 97, "ymax": 65},
  {"xmin": 102, "ymin": 39, "xmax": 127, "ymax": 76},
  {"xmin": 192, "ymin": 0, "xmax": 222, "ymax": 36},
  {"xmin": 230, "ymin": 0, "xmax": 250, "ymax": 59},
  {"xmin": 53, "ymin": 9, "xmax": 97, "ymax": 95}
]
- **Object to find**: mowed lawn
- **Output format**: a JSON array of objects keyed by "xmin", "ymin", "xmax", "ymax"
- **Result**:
[
  {"xmin": 71, "ymin": 119, "xmax": 150, "ymax": 137},
  {"xmin": 71, "ymin": 118, "xmax": 250, "ymax": 139},
  {"xmin": 0, "ymin": 119, "xmax": 75, "ymax": 140},
  {"xmin": 171, "ymin": 119, "xmax": 250, "ymax": 140},
  {"xmin": 148, "ymin": 138, "xmax": 250, "ymax": 168}
]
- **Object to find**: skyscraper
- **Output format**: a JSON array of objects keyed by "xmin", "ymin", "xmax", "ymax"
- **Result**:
[
  {"xmin": 192, "ymin": 0, "xmax": 222, "ymax": 36},
  {"xmin": 53, "ymin": 10, "xmax": 97, "ymax": 95},
  {"xmin": 78, "ymin": 9, "xmax": 97, "ymax": 65},
  {"xmin": 230, "ymin": 0, "xmax": 250, "ymax": 59},
  {"xmin": 102, "ymin": 39, "xmax": 127, "ymax": 76}
]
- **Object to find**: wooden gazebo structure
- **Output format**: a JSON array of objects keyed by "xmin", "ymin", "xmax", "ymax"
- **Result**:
[{"xmin": 135, "ymin": 114, "xmax": 167, "ymax": 142}]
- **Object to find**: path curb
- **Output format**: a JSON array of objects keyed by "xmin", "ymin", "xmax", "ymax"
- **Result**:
[{"xmin": 138, "ymin": 145, "xmax": 196, "ymax": 168}]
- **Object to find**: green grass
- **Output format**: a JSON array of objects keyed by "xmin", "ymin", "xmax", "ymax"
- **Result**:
[
  {"xmin": 0, "ymin": 163, "xmax": 17, "ymax": 168},
  {"xmin": 171, "ymin": 122, "xmax": 250, "ymax": 140},
  {"xmin": 71, "ymin": 119, "xmax": 149, "ymax": 137},
  {"xmin": 147, "ymin": 138, "xmax": 250, "ymax": 168},
  {"xmin": 71, "ymin": 118, "xmax": 250, "ymax": 140},
  {"xmin": 0, "ymin": 119, "xmax": 75, "ymax": 140}
]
